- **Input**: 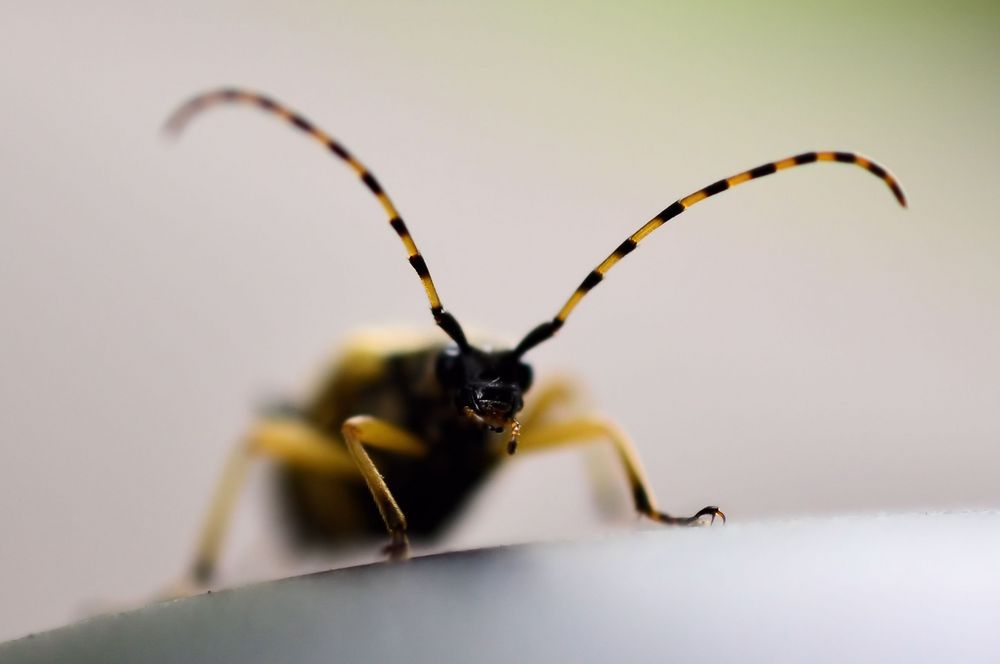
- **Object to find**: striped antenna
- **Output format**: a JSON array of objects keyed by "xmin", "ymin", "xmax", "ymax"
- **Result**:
[
  {"xmin": 514, "ymin": 151, "xmax": 906, "ymax": 356},
  {"xmin": 164, "ymin": 88, "xmax": 469, "ymax": 349}
]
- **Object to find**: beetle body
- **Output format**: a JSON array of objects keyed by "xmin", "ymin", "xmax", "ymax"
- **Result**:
[
  {"xmin": 164, "ymin": 88, "xmax": 905, "ymax": 586},
  {"xmin": 278, "ymin": 333, "xmax": 502, "ymax": 545}
]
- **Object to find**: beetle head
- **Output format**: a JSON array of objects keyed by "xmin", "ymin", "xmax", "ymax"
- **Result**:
[{"xmin": 436, "ymin": 345, "xmax": 533, "ymax": 436}]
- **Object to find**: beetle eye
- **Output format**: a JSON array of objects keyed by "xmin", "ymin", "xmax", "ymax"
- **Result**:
[
  {"xmin": 435, "ymin": 348, "xmax": 466, "ymax": 387},
  {"xmin": 514, "ymin": 362, "xmax": 533, "ymax": 391}
]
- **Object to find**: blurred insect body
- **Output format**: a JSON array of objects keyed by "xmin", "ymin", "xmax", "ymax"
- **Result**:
[{"xmin": 165, "ymin": 88, "xmax": 906, "ymax": 584}]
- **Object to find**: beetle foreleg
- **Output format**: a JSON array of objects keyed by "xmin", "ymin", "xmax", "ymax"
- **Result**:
[
  {"xmin": 341, "ymin": 415, "xmax": 427, "ymax": 560},
  {"xmin": 515, "ymin": 414, "xmax": 724, "ymax": 526}
]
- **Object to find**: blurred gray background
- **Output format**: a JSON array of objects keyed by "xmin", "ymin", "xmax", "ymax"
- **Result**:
[{"xmin": 1, "ymin": 0, "xmax": 997, "ymax": 643}]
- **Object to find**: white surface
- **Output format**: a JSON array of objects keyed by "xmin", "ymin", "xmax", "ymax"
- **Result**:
[{"xmin": 2, "ymin": 512, "xmax": 999, "ymax": 664}]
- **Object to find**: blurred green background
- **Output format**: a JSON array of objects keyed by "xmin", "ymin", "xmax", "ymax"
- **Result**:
[{"xmin": 1, "ymin": 0, "xmax": 997, "ymax": 643}]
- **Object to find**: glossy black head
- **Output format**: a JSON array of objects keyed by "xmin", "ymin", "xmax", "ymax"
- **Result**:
[{"xmin": 435, "ymin": 344, "xmax": 533, "ymax": 430}]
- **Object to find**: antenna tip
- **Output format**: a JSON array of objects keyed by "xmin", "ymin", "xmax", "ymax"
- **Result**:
[
  {"xmin": 161, "ymin": 109, "xmax": 191, "ymax": 141},
  {"xmin": 888, "ymin": 180, "xmax": 907, "ymax": 208}
]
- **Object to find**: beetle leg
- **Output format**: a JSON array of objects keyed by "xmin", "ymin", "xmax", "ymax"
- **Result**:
[
  {"xmin": 185, "ymin": 418, "xmax": 356, "ymax": 588},
  {"xmin": 518, "ymin": 376, "xmax": 587, "ymax": 430},
  {"xmin": 515, "ymin": 414, "xmax": 724, "ymax": 526},
  {"xmin": 341, "ymin": 415, "xmax": 427, "ymax": 561}
]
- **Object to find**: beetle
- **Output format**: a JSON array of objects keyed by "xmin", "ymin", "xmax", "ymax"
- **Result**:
[{"xmin": 164, "ymin": 88, "xmax": 906, "ymax": 586}]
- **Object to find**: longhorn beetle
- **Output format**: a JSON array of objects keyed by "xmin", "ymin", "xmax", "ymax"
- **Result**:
[{"xmin": 164, "ymin": 88, "xmax": 906, "ymax": 585}]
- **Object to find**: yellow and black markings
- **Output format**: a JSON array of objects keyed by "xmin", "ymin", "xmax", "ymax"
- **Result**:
[
  {"xmin": 514, "ymin": 150, "xmax": 905, "ymax": 355},
  {"xmin": 165, "ymin": 88, "xmax": 905, "ymax": 587}
]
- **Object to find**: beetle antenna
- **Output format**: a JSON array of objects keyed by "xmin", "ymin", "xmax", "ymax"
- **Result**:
[
  {"xmin": 164, "ymin": 88, "xmax": 470, "ymax": 350},
  {"xmin": 513, "ymin": 151, "xmax": 906, "ymax": 357}
]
